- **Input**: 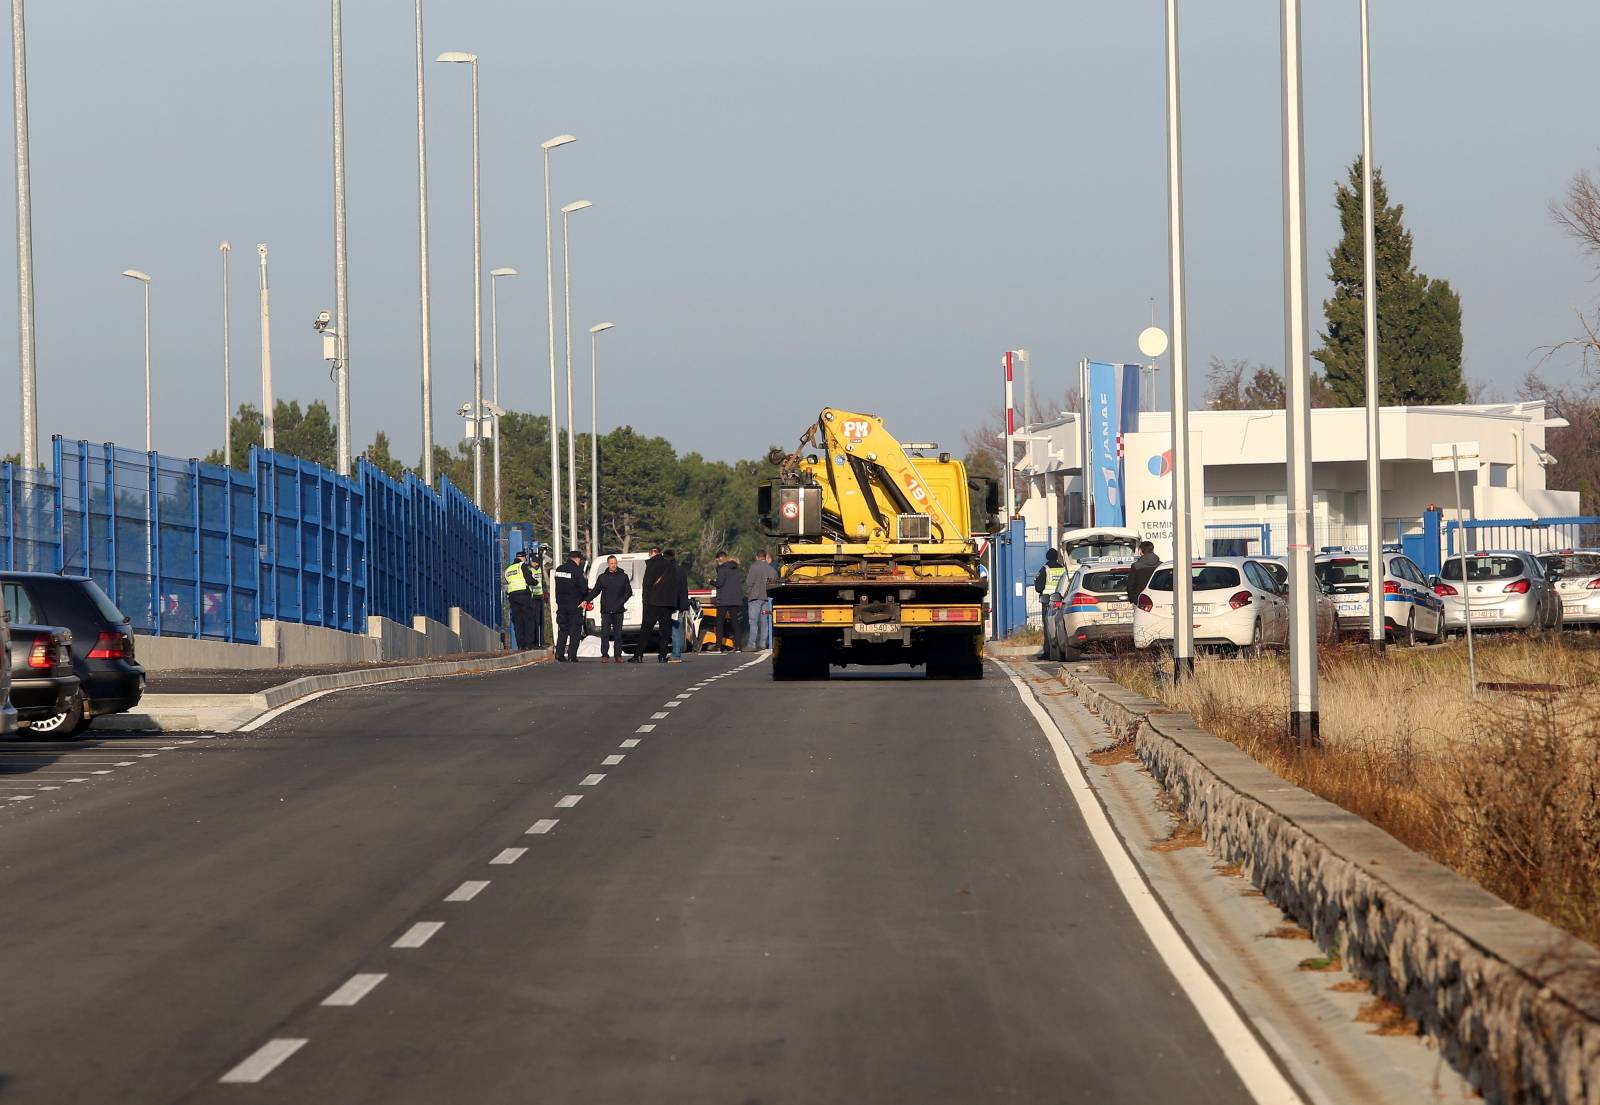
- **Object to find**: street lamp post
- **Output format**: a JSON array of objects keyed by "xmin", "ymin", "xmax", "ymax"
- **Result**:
[
  {"xmin": 1359, "ymin": 0, "xmax": 1384, "ymax": 655},
  {"xmin": 330, "ymin": 0, "xmax": 352, "ymax": 476},
  {"xmin": 560, "ymin": 198, "xmax": 592, "ymax": 556},
  {"xmin": 588, "ymin": 322, "xmax": 614, "ymax": 557},
  {"xmin": 1163, "ymin": 0, "xmax": 1195, "ymax": 680},
  {"xmin": 414, "ymin": 0, "xmax": 435, "ymax": 486},
  {"xmin": 541, "ymin": 135, "xmax": 576, "ymax": 558},
  {"xmin": 258, "ymin": 245, "xmax": 275, "ymax": 451},
  {"xmin": 121, "ymin": 270, "xmax": 153, "ymax": 452},
  {"xmin": 489, "ymin": 266, "xmax": 519, "ymax": 524},
  {"xmin": 12, "ymin": 0, "xmax": 37, "ymax": 469},
  {"xmin": 436, "ymin": 50, "xmax": 484, "ymax": 508},
  {"xmin": 220, "ymin": 241, "xmax": 232, "ymax": 466},
  {"xmin": 1281, "ymin": 0, "xmax": 1320, "ymax": 744}
]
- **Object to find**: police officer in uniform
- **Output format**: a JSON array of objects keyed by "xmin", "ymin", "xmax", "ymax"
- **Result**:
[
  {"xmin": 552, "ymin": 549, "xmax": 588, "ymax": 662},
  {"xmin": 504, "ymin": 548, "xmax": 544, "ymax": 650},
  {"xmin": 1033, "ymin": 548, "xmax": 1067, "ymax": 660}
]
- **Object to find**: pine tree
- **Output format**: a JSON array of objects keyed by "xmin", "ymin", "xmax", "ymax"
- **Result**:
[{"xmin": 1314, "ymin": 159, "xmax": 1467, "ymax": 406}]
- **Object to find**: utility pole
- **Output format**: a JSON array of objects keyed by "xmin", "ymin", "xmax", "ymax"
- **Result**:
[
  {"xmin": 414, "ymin": 0, "xmax": 435, "ymax": 485},
  {"xmin": 11, "ymin": 0, "xmax": 37, "ymax": 468},
  {"xmin": 258, "ymin": 245, "xmax": 275, "ymax": 451},
  {"xmin": 1164, "ymin": 0, "xmax": 1195, "ymax": 680},
  {"xmin": 330, "ymin": 0, "xmax": 352, "ymax": 476},
  {"xmin": 1359, "ymin": 0, "xmax": 1384, "ymax": 656},
  {"xmin": 220, "ymin": 241, "xmax": 233, "ymax": 466}
]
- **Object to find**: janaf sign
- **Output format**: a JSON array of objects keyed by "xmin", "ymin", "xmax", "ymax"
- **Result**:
[
  {"xmin": 1122, "ymin": 429, "xmax": 1205, "ymax": 561},
  {"xmin": 1086, "ymin": 361, "xmax": 1141, "ymax": 527}
]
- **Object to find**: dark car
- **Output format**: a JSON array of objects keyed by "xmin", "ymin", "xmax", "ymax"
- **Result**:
[
  {"xmin": 6, "ymin": 624, "xmax": 82, "ymax": 735},
  {"xmin": 0, "ymin": 573, "xmax": 144, "ymax": 735},
  {"xmin": 0, "ymin": 594, "xmax": 14, "ymax": 735}
]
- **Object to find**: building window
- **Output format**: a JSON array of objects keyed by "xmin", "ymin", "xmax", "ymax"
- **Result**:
[{"xmin": 1205, "ymin": 494, "xmax": 1256, "ymax": 508}]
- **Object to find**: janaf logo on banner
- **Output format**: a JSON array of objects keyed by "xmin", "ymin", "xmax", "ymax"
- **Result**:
[{"xmin": 1086, "ymin": 361, "xmax": 1141, "ymax": 526}]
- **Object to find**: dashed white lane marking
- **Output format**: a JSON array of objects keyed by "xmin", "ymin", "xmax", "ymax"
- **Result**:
[
  {"xmin": 650, "ymin": 712, "xmax": 669, "ymax": 720},
  {"xmin": 636, "ymin": 724, "xmax": 655, "ymax": 733},
  {"xmin": 491, "ymin": 847, "xmax": 527, "ymax": 864},
  {"xmin": 620, "ymin": 739, "xmax": 640, "ymax": 748},
  {"xmin": 580, "ymin": 773, "xmax": 605, "ymax": 786},
  {"xmin": 8, "ymin": 795, "xmax": 32, "ymax": 801},
  {"xmin": 1003, "ymin": 667, "xmax": 1305, "ymax": 1105},
  {"xmin": 392, "ymin": 921, "xmax": 444, "ymax": 949},
  {"xmin": 675, "ymin": 693, "xmax": 692, "ymax": 699},
  {"xmin": 219, "ymin": 1038, "xmax": 308, "ymax": 1083},
  {"xmin": 526, "ymin": 818, "xmax": 560, "ymax": 834},
  {"xmin": 321, "ymin": 973, "xmax": 387, "ymax": 1007},
  {"xmin": 445, "ymin": 880, "xmax": 489, "ymax": 902},
  {"xmin": 602, "ymin": 754, "xmax": 624, "ymax": 765},
  {"xmin": 555, "ymin": 794, "xmax": 583, "ymax": 808},
  {"xmin": 662, "ymin": 701, "xmax": 682, "ymax": 708},
  {"xmin": 136, "ymin": 753, "xmax": 158, "ymax": 758}
]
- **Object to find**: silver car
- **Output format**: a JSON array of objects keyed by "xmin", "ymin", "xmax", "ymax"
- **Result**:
[
  {"xmin": 1043, "ymin": 558, "xmax": 1137, "ymax": 660},
  {"xmin": 1435, "ymin": 550, "xmax": 1561, "ymax": 635},
  {"xmin": 1538, "ymin": 549, "xmax": 1600, "ymax": 627}
]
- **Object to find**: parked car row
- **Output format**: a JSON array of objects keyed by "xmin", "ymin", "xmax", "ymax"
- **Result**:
[
  {"xmin": 1041, "ymin": 538, "xmax": 1600, "ymax": 661},
  {"xmin": 0, "ymin": 572, "xmax": 146, "ymax": 739}
]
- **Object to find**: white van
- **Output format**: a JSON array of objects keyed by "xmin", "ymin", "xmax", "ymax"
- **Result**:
[{"xmin": 584, "ymin": 552, "xmax": 655, "ymax": 647}]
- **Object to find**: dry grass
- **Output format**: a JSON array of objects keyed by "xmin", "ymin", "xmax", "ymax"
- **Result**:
[{"xmin": 1102, "ymin": 635, "xmax": 1600, "ymax": 946}]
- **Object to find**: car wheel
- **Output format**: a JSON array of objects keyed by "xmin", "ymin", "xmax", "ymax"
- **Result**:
[
  {"xmin": 1403, "ymin": 612, "xmax": 1417, "ymax": 647},
  {"xmin": 1242, "ymin": 618, "xmax": 1263, "ymax": 659},
  {"xmin": 25, "ymin": 697, "xmax": 85, "ymax": 741}
]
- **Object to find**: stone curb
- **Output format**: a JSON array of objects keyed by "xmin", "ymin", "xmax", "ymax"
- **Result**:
[{"xmin": 1052, "ymin": 662, "xmax": 1600, "ymax": 1105}]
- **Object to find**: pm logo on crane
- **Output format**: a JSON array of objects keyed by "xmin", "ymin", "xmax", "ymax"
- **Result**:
[{"xmin": 842, "ymin": 419, "xmax": 872, "ymax": 442}]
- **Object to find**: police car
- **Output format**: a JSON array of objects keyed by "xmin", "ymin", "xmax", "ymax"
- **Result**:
[
  {"xmin": 1538, "ymin": 549, "xmax": 1600, "ymax": 627},
  {"xmin": 1313, "ymin": 550, "xmax": 1444, "ymax": 645},
  {"xmin": 1043, "ymin": 557, "xmax": 1139, "ymax": 661}
]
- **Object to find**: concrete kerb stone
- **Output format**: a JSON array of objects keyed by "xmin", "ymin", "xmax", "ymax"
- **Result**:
[
  {"xmin": 1049, "ymin": 660, "xmax": 1600, "ymax": 1105},
  {"xmin": 256, "ymin": 648, "xmax": 553, "ymax": 710}
]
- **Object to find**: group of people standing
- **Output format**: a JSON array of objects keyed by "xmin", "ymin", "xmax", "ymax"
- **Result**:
[{"xmin": 504, "ymin": 545, "xmax": 783, "ymax": 664}]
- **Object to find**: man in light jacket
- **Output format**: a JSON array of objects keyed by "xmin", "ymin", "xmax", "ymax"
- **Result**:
[{"xmin": 743, "ymin": 549, "xmax": 779, "ymax": 651}]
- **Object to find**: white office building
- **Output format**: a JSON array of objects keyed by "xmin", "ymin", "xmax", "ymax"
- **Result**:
[{"xmin": 1011, "ymin": 401, "xmax": 1576, "ymax": 557}]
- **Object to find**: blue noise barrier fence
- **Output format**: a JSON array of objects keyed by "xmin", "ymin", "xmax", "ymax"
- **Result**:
[{"xmin": 0, "ymin": 438, "xmax": 499, "ymax": 646}]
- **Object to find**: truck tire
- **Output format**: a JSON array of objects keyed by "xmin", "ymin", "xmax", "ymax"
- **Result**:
[{"xmin": 772, "ymin": 639, "xmax": 829, "ymax": 681}]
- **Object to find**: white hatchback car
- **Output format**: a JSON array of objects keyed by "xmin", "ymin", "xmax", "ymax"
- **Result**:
[
  {"xmin": 1538, "ymin": 550, "xmax": 1600, "ymax": 627},
  {"xmin": 1132, "ymin": 557, "xmax": 1289, "ymax": 654}
]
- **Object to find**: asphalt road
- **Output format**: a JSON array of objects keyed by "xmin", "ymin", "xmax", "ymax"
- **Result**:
[{"xmin": 0, "ymin": 654, "xmax": 1271, "ymax": 1104}]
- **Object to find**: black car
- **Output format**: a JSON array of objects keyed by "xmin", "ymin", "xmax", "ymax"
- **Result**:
[
  {"xmin": 6, "ymin": 624, "xmax": 82, "ymax": 735},
  {"xmin": 0, "ymin": 573, "xmax": 145, "ymax": 736}
]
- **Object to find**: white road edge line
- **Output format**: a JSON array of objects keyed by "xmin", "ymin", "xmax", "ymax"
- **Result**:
[
  {"xmin": 236, "ymin": 659, "xmax": 544, "ymax": 734},
  {"xmin": 321, "ymin": 972, "xmax": 387, "ymax": 1007},
  {"xmin": 526, "ymin": 818, "xmax": 560, "ymax": 834},
  {"xmin": 392, "ymin": 921, "xmax": 444, "ymax": 948},
  {"xmin": 218, "ymin": 1038, "xmax": 309, "ymax": 1083},
  {"xmin": 445, "ymin": 880, "xmax": 489, "ymax": 902},
  {"xmin": 491, "ymin": 847, "xmax": 528, "ymax": 864},
  {"xmin": 1000, "ymin": 665, "xmax": 1305, "ymax": 1105}
]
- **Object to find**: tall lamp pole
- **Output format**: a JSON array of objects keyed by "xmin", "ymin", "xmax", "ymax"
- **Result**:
[
  {"xmin": 11, "ymin": 0, "xmax": 37, "ymax": 469},
  {"xmin": 489, "ymin": 266, "xmax": 519, "ymax": 523},
  {"xmin": 414, "ymin": 0, "xmax": 435, "ymax": 485},
  {"xmin": 330, "ymin": 0, "xmax": 352, "ymax": 476},
  {"xmin": 258, "ymin": 245, "xmax": 275, "ymax": 451},
  {"xmin": 436, "ymin": 50, "xmax": 484, "ymax": 507},
  {"xmin": 541, "ymin": 135, "xmax": 576, "ymax": 557},
  {"xmin": 121, "ymin": 270, "xmax": 153, "ymax": 452},
  {"xmin": 560, "ymin": 198, "xmax": 592, "ymax": 556},
  {"xmin": 220, "ymin": 241, "xmax": 233, "ymax": 466},
  {"xmin": 1163, "ymin": 0, "xmax": 1195, "ymax": 680},
  {"xmin": 588, "ymin": 321, "xmax": 614, "ymax": 557},
  {"xmin": 1281, "ymin": 0, "xmax": 1319, "ymax": 744},
  {"xmin": 1359, "ymin": 0, "xmax": 1384, "ymax": 655}
]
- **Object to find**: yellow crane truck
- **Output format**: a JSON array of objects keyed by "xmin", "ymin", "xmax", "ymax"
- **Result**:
[{"xmin": 757, "ymin": 408, "xmax": 1000, "ymax": 680}]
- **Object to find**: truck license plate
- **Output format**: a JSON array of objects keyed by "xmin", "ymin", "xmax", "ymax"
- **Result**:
[{"xmin": 854, "ymin": 622, "xmax": 899, "ymax": 636}]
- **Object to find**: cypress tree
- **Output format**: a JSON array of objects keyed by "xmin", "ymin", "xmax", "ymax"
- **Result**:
[{"xmin": 1314, "ymin": 159, "xmax": 1466, "ymax": 406}]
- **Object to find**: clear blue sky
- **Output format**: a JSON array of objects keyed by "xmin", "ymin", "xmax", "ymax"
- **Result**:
[{"xmin": 2, "ymin": 0, "xmax": 1596, "ymax": 465}]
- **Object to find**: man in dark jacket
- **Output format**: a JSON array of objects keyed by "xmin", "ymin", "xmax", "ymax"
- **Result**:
[
  {"xmin": 551, "ymin": 549, "xmax": 588, "ymax": 663},
  {"xmin": 586, "ymin": 554, "xmax": 633, "ymax": 663},
  {"xmin": 1126, "ymin": 541, "xmax": 1160, "ymax": 600},
  {"xmin": 632, "ymin": 548, "xmax": 676, "ymax": 664},
  {"xmin": 669, "ymin": 550, "xmax": 691, "ymax": 660},
  {"xmin": 713, "ymin": 553, "xmax": 745, "ymax": 652}
]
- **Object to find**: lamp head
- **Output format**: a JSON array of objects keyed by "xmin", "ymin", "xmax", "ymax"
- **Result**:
[
  {"xmin": 435, "ymin": 51, "xmax": 477, "ymax": 63},
  {"xmin": 219, "ymin": 240, "xmax": 231, "ymax": 252},
  {"xmin": 541, "ymin": 134, "xmax": 577, "ymax": 151},
  {"xmin": 121, "ymin": 269, "xmax": 151, "ymax": 283},
  {"xmin": 589, "ymin": 322, "xmax": 614, "ymax": 334},
  {"xmin": 561, "ymin": 199, "xmax": 593, "ymax": 215},
  {"xmin": 490, "ymin": 267, "xmax": 519, "ymax": 277}
]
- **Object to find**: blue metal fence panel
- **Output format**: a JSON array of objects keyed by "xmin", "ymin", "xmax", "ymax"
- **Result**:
[
  {"xmin": 1205, "ymin": 523, "xmax": 1271, "ymax": 557},
  {"xmin": 407, "ymin": 472, "xmax": 446, "ymax": 624},
  {"xmin": 253, "ymin": 447, "xmax": 364, "ymax": 634},
  {"xmin": 0, "ymin": 460, "xmax": 61, "ymax": 573},
  {"xmin": 441, "ymin": 477, "xmax": 497, "ymax": 628},
  {"xmin": 360, "ymin": 461, "xmax": 411, "ymax": 626}
]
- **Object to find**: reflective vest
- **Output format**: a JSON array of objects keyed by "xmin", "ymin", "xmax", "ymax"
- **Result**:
[
  {"xmin": 504, "ymin": 561, "xmax": 541, "ymax": 597},
  {"xmin": 1043, "ymin": 565, "xmax": 1067, "ymax": 593}
]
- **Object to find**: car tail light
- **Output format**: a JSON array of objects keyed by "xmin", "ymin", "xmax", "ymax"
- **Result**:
[
  {"xmin": 1229, "ymin": 590, "xmax": 1252, "ymax": 610},
  {"xmin": 89, "ymin": 631, "xmax": 129, "ymax": 659},
  {"xmin": 1503, "ymin": 579, "xmax": 1530, "ymax": 594},
  {"xmin": 929, "ymin": 607, "xmax": 980, "ymax": 623},
  {"xmin": 1067, "ymin": 591, "xmax": 1098, "ymax": 607},
  {"xmin": 1588, "ymin": 578, "xmax": 1600, "ymax": 590},
  {"xmin": 1382, "ymin": 580, "xmax": 1400, "ymax": 595},
  {"xmin": 27, "ymin": 638, "xmax": 54, "ymax": 669},
  {"xmin": 1434, "ymin": 582, "xmax": 1459, "ymax": 597},
  {"xmin": 1136, "ymin": 594, "xmax": 1153, "ymax": 612}
]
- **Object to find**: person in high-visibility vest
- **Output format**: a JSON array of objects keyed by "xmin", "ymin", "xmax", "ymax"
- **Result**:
[
  {"xmin": 1033, "ymin": 548, "xmax": 1068, "ymax": 659},
  {"xmin": 504, "ymin": 548, "xmax": 545, "ymax": 650}
]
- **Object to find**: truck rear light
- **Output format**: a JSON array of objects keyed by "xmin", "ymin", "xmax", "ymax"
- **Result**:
[
  {"xmin": 1229, "ymin": 590, "xmax": 1252, "ymax": 610},
  {"xmin": 929, "ymin": 607, "xmax": 979, "ymax": 623},
  {"xmin": 1066, "ymin": 591, "xmax": 1098, "ymax": 607},
  {"xmin": 1433, "ymin": 582, "xmax": 1459, "ymax": 597},
  {"xmin": 1136, "ymin": 594, "xmax": 1153, "ymax": 612},
  {"xmin": 773, "ymin": 608, "xmax": 822, "ymax": 624},
  {"xmin": 27, "ymin": 638, "xmax": 54, "ymax": 669},
  {"xmin": 89, "ymin": 631, "xmax": 128, "ymax": 659},
  {"xmin": 1503, "ymin": 579, "xmax": 1530, "ymax": 594}
]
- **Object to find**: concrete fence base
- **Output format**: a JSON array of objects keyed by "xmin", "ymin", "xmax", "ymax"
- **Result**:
[
  {"xmin": 1053, "ymin": 663, "xmax": 1600, "ymax": 1105},
  {"xmin": 134, "ymin": 610, "xmax": 508, "ymax": 672}
]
